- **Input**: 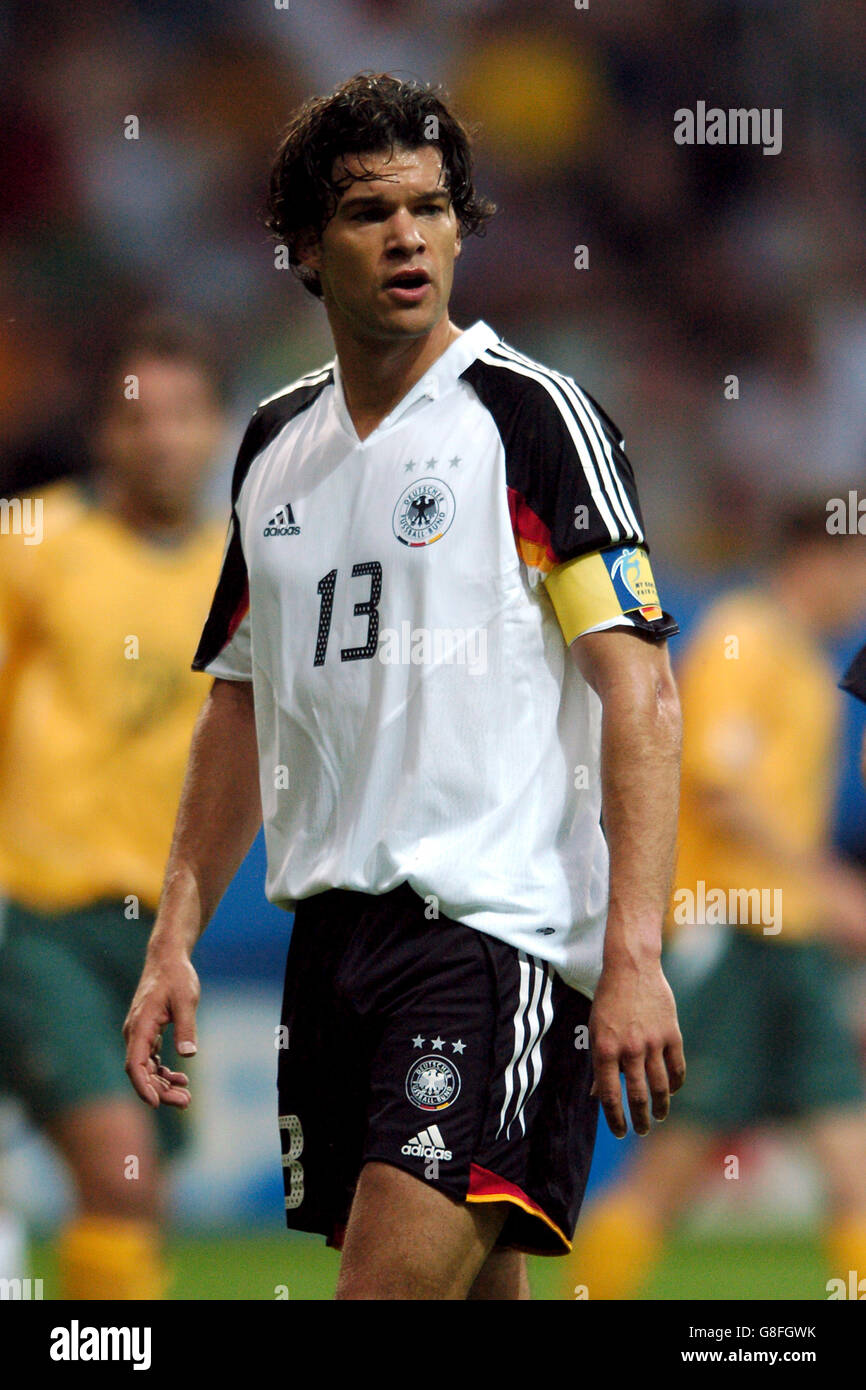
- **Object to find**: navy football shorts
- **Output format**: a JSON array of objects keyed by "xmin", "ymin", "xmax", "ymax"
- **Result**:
[{"xmin": 276, "ymin": 881, "xmax": 598, "ymax": 1255}]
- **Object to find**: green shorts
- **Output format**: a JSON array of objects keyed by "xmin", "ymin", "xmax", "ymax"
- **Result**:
[
  {"xmin": 664, "ymin": 926, "xmax": 865, "ymax": 1131},
  {"xmin": 0, "ymin": 898, "xmax": 188, "ymax": 1158}
]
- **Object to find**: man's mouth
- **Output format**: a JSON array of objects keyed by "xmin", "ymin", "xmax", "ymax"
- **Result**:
[{"xmin": 383, "ymin": 269, "xmax": 431, "ymax": 301}]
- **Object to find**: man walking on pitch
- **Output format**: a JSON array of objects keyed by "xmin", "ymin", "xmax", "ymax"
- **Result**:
[{"xmin": 125, "ymin": 73, "xmax": 685, "ymax": 1300}]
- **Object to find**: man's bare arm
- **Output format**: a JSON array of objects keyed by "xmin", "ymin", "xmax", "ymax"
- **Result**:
[
  {"xmin": 572, "ymin": 628, "xmax": 685, "ymax": 1138},
  {"xmin": 123, "ymin": 677, "xmax": 261, "ymax": 1107}
]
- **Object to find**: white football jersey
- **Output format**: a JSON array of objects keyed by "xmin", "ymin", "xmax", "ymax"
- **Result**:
[{"xmin": 194, "ymin": 321, "xmax": 676, "ymax": 997}]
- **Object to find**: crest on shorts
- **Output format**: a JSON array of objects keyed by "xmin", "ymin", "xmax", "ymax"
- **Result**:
[
  {"xmin": 393, "ymin": 479, "xmax": 455, "ymax": 547},
  {"xmin": 405, "ymin": 1055, "xmax": 461, "ymax": 1111}
]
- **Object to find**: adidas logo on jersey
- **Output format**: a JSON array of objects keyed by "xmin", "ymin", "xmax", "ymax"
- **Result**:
[
  {"xmin": 263, "ymin": 503, "xmax": 300, "ymax": 537},
  {"xmin": 401, "ymin": 1124, "xmax": 452, "ymax": 1162}
]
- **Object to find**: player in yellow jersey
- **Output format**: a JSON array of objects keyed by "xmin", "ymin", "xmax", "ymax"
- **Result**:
[
  {"xmin": 564, "ymin": 500, "xmax": 866, "ymax": 1299},
  {"xmin": 0, "ymin": 316, "xmax": 226, "ymax": 1299}
]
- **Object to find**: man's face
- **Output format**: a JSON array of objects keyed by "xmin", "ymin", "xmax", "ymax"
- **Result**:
[
  {"xmin": 299, "ymin": 143, "xmax": 462, "ymax": 341},
  {"xmin": 95, "ymin": 356, "xmax": 223, "ymax": 523}
]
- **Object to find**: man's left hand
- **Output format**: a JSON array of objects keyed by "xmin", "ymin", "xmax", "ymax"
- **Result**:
[{"xmin": 589, "ymin": 956, "xmax": 685, "ymax": 1138}]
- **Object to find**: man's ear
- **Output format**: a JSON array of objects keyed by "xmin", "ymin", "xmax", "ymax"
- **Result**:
[
  {"xmin": 454, "ymin": 225, "xmax": 462, "ymax": 260},
  {"xmin": 295, "ymin": 227, "xmax": 322, "ymax": 273}
]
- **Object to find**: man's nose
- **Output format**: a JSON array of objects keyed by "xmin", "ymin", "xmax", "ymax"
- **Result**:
[{"xmin": 385, "ymin": 209, "xmax": 425, "ymax": 253}]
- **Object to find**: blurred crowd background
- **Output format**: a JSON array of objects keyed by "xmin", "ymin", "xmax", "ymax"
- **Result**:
[
  {"xmin": 4, "ymin": 0, "xmax": 865, "ymax": 832},
  {"xmin": 2, "ymin": 0, "xmax": 866, "ymax": 1290},
  {"xmin": 4, "ymin": 0, "xmax": 866, "ymax": 556}
]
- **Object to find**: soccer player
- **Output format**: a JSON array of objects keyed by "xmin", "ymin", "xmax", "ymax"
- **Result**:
[
  {"xmin": 0, "ymin": 316, "xmax": 226, "ymax": 1299},
  {"xmin": 124, "ymin": 73, "xmax": 685, "ymax": 1301},
  {"xmin": 565, "ymin": 503, "xmax": 866, "ymax": 1299}
]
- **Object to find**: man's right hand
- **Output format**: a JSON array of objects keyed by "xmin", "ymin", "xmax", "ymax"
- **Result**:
[
  {"xmin": 123, "ymin": 949, "xmax": 201, "ymax": 1107},
  {"xmin": 121, "ymin": 677, "xmax": 261, "ymax": 1106}
]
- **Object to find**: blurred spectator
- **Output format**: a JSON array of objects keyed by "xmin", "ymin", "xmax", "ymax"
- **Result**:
[
  {"xmin": 562, "ymin": 501, "xmax": 866, "ymax": 1299},
  {"xmin": 0, "ymin": 314, "xmax": 227, "ymax": 1299}
]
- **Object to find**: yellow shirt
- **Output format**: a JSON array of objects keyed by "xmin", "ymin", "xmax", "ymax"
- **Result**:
[
  {"xmin": 0, "ymin": 482, "xmax": 224, "ymax": 911},
  {"xmin": 672, "ymin": 589, "xmax": 839, "ymax": 940}
]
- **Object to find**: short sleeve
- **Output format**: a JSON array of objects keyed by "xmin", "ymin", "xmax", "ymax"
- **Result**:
[
  {"xmin": 191, "ymin": 511, "xmax": 252, "ymax": 680},
  {"xmin": 507, "ymin": 383, "xmax": 648, "ymax": 570},
  {"xmin": 480, "ymin": 365, "xmax": 677, "ymax": 644},
  {"xmin": 203, "ymin": 604, "xmax": 252, "ymax": 682},
  {"xmin": 191, "ymin": 385, "xmax": 331, "ymax": 681}
]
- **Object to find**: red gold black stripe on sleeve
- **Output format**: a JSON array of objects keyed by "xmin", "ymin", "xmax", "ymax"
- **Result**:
[{"xmin": 507, "ymin": 485, "xmax": 559, "ymax": 574}]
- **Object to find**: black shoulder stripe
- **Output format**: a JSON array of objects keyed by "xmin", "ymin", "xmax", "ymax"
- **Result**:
[
  {"xmin": 231, "ymin": 371, "xmax": 333, "ymax": 506},
  {"xmin": 579, "ymin": 385, "xmax": 626, "ymax": 450},
  {"xmin": 461, "ymin": 351, "xmax": 645, "ymax": 563}
]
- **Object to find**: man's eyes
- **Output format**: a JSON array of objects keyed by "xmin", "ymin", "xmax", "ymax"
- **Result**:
[{"xmin": 352, "ymin": 204, "xmax": 445, "ymax": 221}]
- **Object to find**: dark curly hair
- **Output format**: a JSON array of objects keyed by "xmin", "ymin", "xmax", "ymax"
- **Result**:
[{"xmin": 265, "ymin": 72, "xmax": 497, "ymax": 299}]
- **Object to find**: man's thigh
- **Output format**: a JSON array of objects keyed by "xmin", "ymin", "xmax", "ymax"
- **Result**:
[
  {"xmin": 469, "ymin": 1246, "xmax": 530, "ymax": 1300},
  {"xmin": 335, "ymin": 1160, "xmax": 509, "ymax": 1300}
]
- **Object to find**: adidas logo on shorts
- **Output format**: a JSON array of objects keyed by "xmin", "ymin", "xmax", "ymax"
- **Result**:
[
  {"xmin": 401, "ymin": 1124, "xmax": 453, "ymax": 1161},
  {"xmin": 263, "ymin": 503, "xmax": 300, "ymax": 537}
]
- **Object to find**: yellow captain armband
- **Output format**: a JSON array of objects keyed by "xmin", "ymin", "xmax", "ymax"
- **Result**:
[{"xmin": 544, "ymin": 545, "xmax": 678, "ymax": 646}]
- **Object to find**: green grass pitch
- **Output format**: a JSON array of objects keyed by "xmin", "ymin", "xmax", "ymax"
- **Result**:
[{"xmin": 30, "ymin": 1231, "xmax": 828, "ymax": 1300}]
